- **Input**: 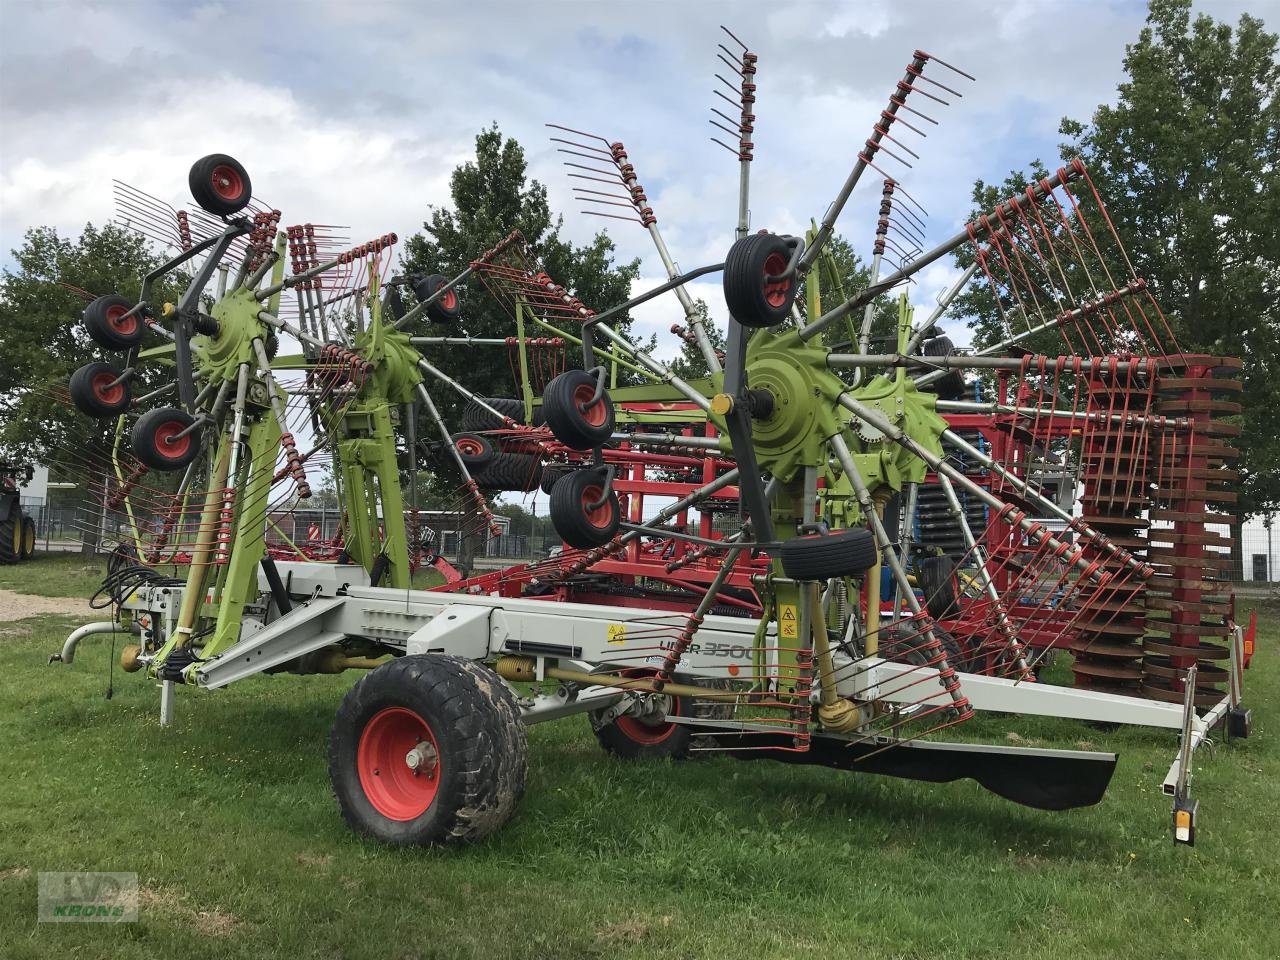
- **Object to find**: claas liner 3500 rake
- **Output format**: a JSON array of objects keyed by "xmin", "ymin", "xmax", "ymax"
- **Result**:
[{"xmin": 53, "ymin": 35, "xmax": 1252, "ymax": 847}]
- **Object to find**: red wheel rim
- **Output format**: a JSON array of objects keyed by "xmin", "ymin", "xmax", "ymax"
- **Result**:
[
  {"xmin": 91, "ymin": 372, "xmax": 125, "ymax": 406},
  {"xmin": 762, "ymin": 251, "xmax": 793, "ymax": 308},
  {"xmin": 357, "ymin": 706, "xmax": 441, "ymax": 821},
  {"xmin": 572, "ymin": 382, "xmax": 608, "ymax": 427},
  {"xmin": 211, "ymin": 164, "xmax": 245, "ymax": 201},
  {"xmin": 614, "ymin": 670, "xmax": 680, "ymax": 744},
  {"xmin": 580, "ymin": 484, "xmax": 614, "ymax": 529},
  {"xmin": 105, "ymin": 303, "xmax": 138, "ymax": 337},
  {"xmin": 455, "ymin": 437, "xmax": 485, "ymax": 458},
  {"xmin": 153, "ymin": 420, "xmax": 192, "ymax": 460},
  {"xmin": 441, "ymin": 289, "xmax": 457, "ymax": 310}
]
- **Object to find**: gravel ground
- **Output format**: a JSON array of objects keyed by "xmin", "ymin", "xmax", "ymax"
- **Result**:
[{"xmin": 0, "ymin": 589, "xmax": 95, "ymax": 622}]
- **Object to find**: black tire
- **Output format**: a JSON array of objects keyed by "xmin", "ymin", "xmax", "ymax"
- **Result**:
[
  {"xmin": 453, "ymin": 433, "xmax": 495, "ymax": 472},
  {"xmin": 473, "ymin": 452, "xmax": 542, "ymax": 492},
  {"xmin": 411, "ymin": 274, "xmax": 461, "ymax": 324},
  {"xmin": 0, "ymin": 515, "xmax": 18, "ymax": 565},
  {"xmin": 919, "ymin": 555, "xmax": 960, "ymax": 621},
  {"xmin": 328, "ymin": 654, "xmax": 528, "ymax": 846},
  {"xmin": 542, "ymin": 369, "xmax": 614, "ymax": 450},
  {"xmin": 188, "ymin": 153, "xmax": 253, "ymax": 216},
  {"xmin": 879, "ymin": 623, "xmax": 969, "ymax": 673},
  {"xmin": 461, "ymin": 397, "xmax": 524, "ymax": 431},
  {"xmin": 549, "ymin": 468, "xmax": 620, "ymax": 548},
  {"xmin": 130, "ymin": 407, "xmax": 201, "ymax": 471},
  {"xmin": 83, "ymin": 294, "xmax": 144, "ymax": 350},
  {"xmin": 539, "ymin": 464, "xmax": 573, "ymax": 495},
  {"xmin": 780, "ymin": 528, "xmax": 878, "ymax": 581},
  {"xmin": 723, "ymin": 233, "xmax": 799, "ymax": 327},
  {"xmin": 70, "ymin": 361, "xmax": 132, "ymax": 418},
  {"xmin": 20, "ymin": 516, "xmax": 36, "ymax": 560},
  {"xmin": 921, "ymin": 336, "xmax": 967, "ymax": 401},
  {"xmin": 590, "ymin": 672, "xmax": 695, "ymax": 760}
]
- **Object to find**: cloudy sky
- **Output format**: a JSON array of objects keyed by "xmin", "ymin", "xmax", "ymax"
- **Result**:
[{"xmin": 1, "ymin": 0, "xmax": 1272, "ymax": 355}]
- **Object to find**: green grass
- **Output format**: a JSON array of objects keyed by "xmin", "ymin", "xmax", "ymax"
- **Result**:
[
  {"xmin": 0, "ymin": 553, "xmax": 108, "ymax": 598},
  {"xmin": 0, "ymin": 603, "xmax": 1277, "ymax": 959}
]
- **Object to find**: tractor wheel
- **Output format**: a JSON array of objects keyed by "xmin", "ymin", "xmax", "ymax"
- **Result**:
[
  {"xmin": 453, "ymin": 433, "xmax": 494, "ymax": 473},
  {"xmin": 410, "ymin": 274, "xmax": 461, "ymax": 324},
  {"xmin": 591, "ymin": 670, "xmax": 695, "ymax": 760},
  {"xmin": 473, "ymin": 452, "xmax": 542, "ymax": 492},
  {"xmin": 20, "ymin": 516, "xmax": 36, "ymax": 560},
  {"xmin": 0, "ymin": 515, "xmax": 18, "ymax": 564},
  {"xmin": 188, "ymin": 153, "xmax": 253, "ymax": 216},
  {"xmin": 919, "ymin": 555, "xmax": 960, "ymax": 621},
  {"xmin": 461, "ymin": 397, "xmax": 524, "ymax": 431},
  {"xmin": 84, "ymin": 294, "xmax": 144, "ymax": 351},
  {"xmin": 70, "ymin": 361, "xmax": 132, "ymax": 418},
  {"xmin": 921, "ymin": 336, "xmax": 967, "ymax": 400},
  {"xmin": 130, "ymin": 407, "xmax": 201, "ymax": 471},
  {"xmin": 722, "ymin": 233, "xmax": 798, "ymax": 327},
  {"xmin": 328, "ymin": 654, "xmax": 528, "ymax": 846},
  {"xmin": 779, "ymin": 528, "xmax": 878, "ymax": 581},
  {"xmin": 542, "ymin": 369, "xmax": 614, "ymax": 450},
  {"xmin": 549, "ymin": 468, "xmax": 620, "ymax": 549}
]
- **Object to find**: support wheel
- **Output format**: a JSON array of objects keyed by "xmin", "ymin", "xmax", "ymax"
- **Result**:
[
  {"xmin": 83, "ymin": 295, "xmax": 144, "ymax": 350},
  {"xmin": 189, "ymin": 154, "xmax": 253, "ymax": 216},
  {"xmin": 130, "ymin": 407, "xmax": 201, "ymax": 471},
  {"xmin": 411, "ymin": 274, "xmax": 461, "ymax": 324},
  {"xmin": 542, "ymin": 369, "xmax": 614, "ymax": 450},
  {"xmin": 549, "ymin": 468, "xmax": 620, "ymax": 548},
  {"xmin": 70, "ymin": 361, "xmax": 131, "ymax": 418},
  {"xmin": 779, "ymin": 528, "xmax": 877, "ymax": 580},
  {"xmin": 723, "ymin": 233, "xmax": 798, "ymax": 327},
  {"xmin": 591, "ymin": 671, "xmax": 693, "ymax": 760},
  {"xmin": 329, "ymin": 654, "xmax": 528, "ymax": 846}
]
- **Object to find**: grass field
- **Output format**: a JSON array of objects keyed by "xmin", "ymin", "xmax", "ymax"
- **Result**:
[{"xmin": 1, "ymin": 555, "xmax": 1277, "ymax": 959}]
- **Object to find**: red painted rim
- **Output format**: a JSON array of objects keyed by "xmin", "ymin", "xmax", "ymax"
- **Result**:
[
  {"xmin": 573, "ymin": 382, "xmax": 608, "ymax": 427},
  {"xmin": 211, "ymin": 164, "xmax": 245, "ymax": 201},
  {"xmin": 455, "ymin": 436, "xmax": 486, "ymax": 458},
  {"xmin": 615, "ymin": 670, "xmax": 680, "ymax": 744},
  {"xmin": 105, "ymin": 303, "xmax": 138, "ymax": 336},
  {"xmin": 91, "ymin": 372, "xmax": 125, "ymax": 406},
  {"xmin": 580, "ymin": 484, "xmax": 614, "ymax": 529},
  {"xmin": 762, "ymin": 251, "xmax": 793, "ymax": 308},
  {"xmin": 357, "ymin": 706, "xmax": 441, "ymax": 820},
  {"xmin": 441, "ymin": 289, "xmax": 458, "ymax": 310},
  {"xmin": 152, "ymin": 419, "xmax": 192, "ymax": 460}
]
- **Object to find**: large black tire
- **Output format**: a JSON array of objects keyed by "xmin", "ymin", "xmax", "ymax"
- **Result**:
[
  {"xmin": 780, "ymin": 528, "xmax": 878, "ymax": 581},
  {"xmin": 130, "ymin": 407, "xmax": 201, "ymax": 471},
  {"xmin": 410, "ymin": 274, "xmax": 461, "ymax": 325},
  {"xmin": 542, "ymin": 369, "xmax": 614, "ymax": 450},
  {"xmin": 539, "ymin": 464, "xmax": 573, "ymax": 495},
  {"xmin": 453, "ymin": 433, "xmax": 495, "ymax": 472},
  {"xmin": 20, "ymin": 516, "xmax": 36, "ymax": 560},
  {"xmin": 919, "ymin": 555, "xmax": 960, "ymax": 621},
  {"xmin": 461, "ymin": 397, "xmax": 525, "ymax": 431},
  {"xmin": 84, "ymin": 294, "xmax": 144, "ymax": 351},
  {"xmin": 921, "ymin": 336, "xmax": 967, "ymax": 401},
  {"xmin": 473, "ymin": 452, "xmax": 542, "ymax": 492},
  {"xmin": 328, "ymin": 655, "xmax": 528, "ymax": 846},
  {"xmin": 549, "ymin": 468, "xmax": 620, "ymax": 548},
  {"xmin": 879, "ymin": 623, "xmax": 970, "ymax": 673},
  {"xmin": 0, "ymin": 514, "xmax": 18, "ymax": 565},
  {"xmin": 70, "ymin": 361, "xmax": 132, "ymax": 418},
  {"xmin": 723, "ymin": 233, "xmax": 799, "ymax": 327},
  {"xmin": 188, "ymin": 153, "xmax": 253, "ymax": 216}
]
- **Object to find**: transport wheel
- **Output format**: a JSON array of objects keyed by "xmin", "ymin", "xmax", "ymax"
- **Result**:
[
  {"xmin": 83, "ymin": 294, "xmax": 144, "ymax": 350},
  {"xmin": 453, "ymin": 433, "xmax": 494, "ymax": 472},
  {"xmin": 20, "ymin": 516, "xmax": 36, "ymax": 560},
  {"xmin": 779, "ymin": 528, "xmax": 878, "ymax": 580},
  {"xmin": 473, "ymin": 452, "xmax": 542, "ymax": 492},
  {"xmin": 188, "ymin": 153, "xmax": 253, "ymax": 216},
  {"xmin": 722, "ymin": 233, "xmax": 798, "ymax": 327},
  {"xmin": 130, "ymin": 407, "xmax": 201, "ymax": 471},
  {"xmin": 542, "ymin": 369, "xmax": 614, "ymax": 450},
  {"xmin": 549, "ymin": 468, "xmax": 620, "ymax": 548},
  {"xmin": 461, "ymin": 396, "xmax": 524, "ymax": 431},
  {"xmin": 329, "ymin": 654, "xmax": 528, "ymax": 846},
  {"xmin": 411, "ymin": 274, "xmax": 461, "ymax": 324},
  {"xmin": 69, "ymin": 361, "xmax": 131, "ymax": 418},
  {"xmin": 919, "ymin": 554, "xmax": 961, "ymax": 621},
  {"xmin": 590, "ymin": 669, "xmax": 694, "ymax": 760}
]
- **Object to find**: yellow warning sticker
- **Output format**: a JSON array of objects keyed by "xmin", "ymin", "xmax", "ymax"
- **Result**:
[
  {"xmin": 607, "ymin": 623, "xmax": 627, "ymax": 646},
  {"xmin": 780, "ymin": 603, "xmax": 798, "ymax": 639}
]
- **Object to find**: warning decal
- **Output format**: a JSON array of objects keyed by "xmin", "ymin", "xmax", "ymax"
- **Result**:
[
  {"xmin": 779, "ymin": 604, "xmax": 798, "ymax": 639},
  {"xmin": 607, "ymin": 623, "xmax": 627, "ymax": 646}
]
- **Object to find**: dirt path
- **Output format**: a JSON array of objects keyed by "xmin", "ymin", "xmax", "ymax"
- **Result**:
[{"xmin": 0, "ymin": 588, "xmax": 96, "ymax": 622}]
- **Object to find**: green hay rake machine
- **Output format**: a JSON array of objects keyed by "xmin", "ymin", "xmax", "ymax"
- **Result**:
[{"xmin": 50, "ymin": 32, "xmax": 1252, "ymax": 848}]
